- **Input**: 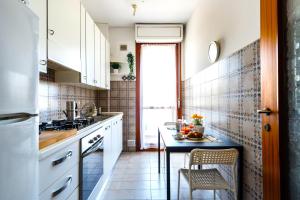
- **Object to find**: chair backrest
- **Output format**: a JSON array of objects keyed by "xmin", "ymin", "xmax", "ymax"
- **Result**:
[
  {"xmin": 164, "ymin": 122, "xmax": 176, "ymax": 126},
  {"xmin": 189, "ymin": 148, "xmax": 239, "ymax": 166}
]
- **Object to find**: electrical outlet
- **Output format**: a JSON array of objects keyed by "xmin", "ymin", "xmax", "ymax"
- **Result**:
[{"xmin": 127, "ymin": 140, "xmax": 136, "ymax": 147}]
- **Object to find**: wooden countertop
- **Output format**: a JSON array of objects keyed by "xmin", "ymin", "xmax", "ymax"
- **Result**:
[{"xmin": 39, "ymin": 129, "xmax": 77, "ymax": 150}]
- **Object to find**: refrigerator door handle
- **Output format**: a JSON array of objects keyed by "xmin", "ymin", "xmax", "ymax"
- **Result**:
[{"xmin": 0, "ymin": 112, "xmax": 38, "ymax": 121}]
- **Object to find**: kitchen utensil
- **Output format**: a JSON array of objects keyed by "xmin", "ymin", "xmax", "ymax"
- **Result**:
[{"xmin": 63, "ymin": 101, "xmax": 77, "ymax": 120}]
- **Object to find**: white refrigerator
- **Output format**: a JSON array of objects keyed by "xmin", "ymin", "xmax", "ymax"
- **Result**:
[{"xmin": 0, "ymin": 0, "xmax": 39, "ymax": 199}]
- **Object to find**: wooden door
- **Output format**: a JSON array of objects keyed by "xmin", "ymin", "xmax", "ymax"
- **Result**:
[{"xmin": 260, "ymin": 0, "xmax": 285, "ymax": 199}]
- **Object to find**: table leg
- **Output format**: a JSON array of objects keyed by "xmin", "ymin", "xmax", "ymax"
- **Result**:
[
  {"xmin": 166, "ymin": 149, "xmax": 171, "ymax": 200},
  {"xmin": 158, "ymin": 128, "xmax": 160, "ymax": 174}
]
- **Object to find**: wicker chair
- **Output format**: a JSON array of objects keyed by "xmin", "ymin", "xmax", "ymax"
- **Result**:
[{"xmin": 177, "ymin": 148, "xmax": 239, "ymax": 200}]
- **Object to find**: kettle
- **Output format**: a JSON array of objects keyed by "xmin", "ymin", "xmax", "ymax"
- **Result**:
[{"xmin": 63, "ymin": 101, "xmax": 78, "ymax": 121}]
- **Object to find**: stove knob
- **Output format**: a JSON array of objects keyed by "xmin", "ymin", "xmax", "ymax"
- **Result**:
[
  {"xmin": 93, "ymin": 137, "xmax": 98, "ymax": 141},
  {"xmin": 97, "ymin": 135, "xmax": 101, "ymax": 138},
  {"xmin": 89, "ymin": 139, "xmax": 94, "ymax": 144}
]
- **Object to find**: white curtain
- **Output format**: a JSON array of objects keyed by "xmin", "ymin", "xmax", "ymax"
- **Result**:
[{"xmin": 140, "ymin": 44, "xmax": 177, "ymax": 149}]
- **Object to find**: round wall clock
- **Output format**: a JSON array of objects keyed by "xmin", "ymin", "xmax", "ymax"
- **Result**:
[{"xmin": 208, "ymin": 41, "xmax": 220, "ymax": 63}]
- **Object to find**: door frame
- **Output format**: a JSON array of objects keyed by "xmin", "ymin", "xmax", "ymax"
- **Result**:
[
  {"xmin": 135, "ymin": 43, "xmax": 182, "ymax": 151},
  {"xmin": 260, "ymin": 0, "xmax": 287, "ymax": 199}
]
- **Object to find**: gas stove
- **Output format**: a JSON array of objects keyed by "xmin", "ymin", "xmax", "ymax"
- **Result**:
[{"xmin": 39, "ymin": 118, "xmax": 95, "ymax": 133}]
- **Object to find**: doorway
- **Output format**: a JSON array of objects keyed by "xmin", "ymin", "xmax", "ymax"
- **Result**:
[{"xmin": 136, "ymin": 43, "xmax": 182, "ymax": 150}]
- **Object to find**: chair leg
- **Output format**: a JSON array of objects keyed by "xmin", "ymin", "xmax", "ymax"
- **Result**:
[
  {"xmin": 213, "ymin": 189, "xmax": 216, "ymax": 200},
  {"xmin": 184, "ymin": 153, "xmax": 186, "ymax": 168},
  {"xmin": 189, "ymin": 187, "xmax": 192, "ymax": 200},
  {"xmin": 177, "ymin": 170, "xmax": 180, "ymax": 200}
]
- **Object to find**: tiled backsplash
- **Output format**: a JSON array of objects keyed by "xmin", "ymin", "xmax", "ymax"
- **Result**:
[
  {"xmin": 39, "ymin": 69, "xmax": 98, "ymax": 122},
  {"xmin": 99, "ymin": 81, "xmax": 136, "ymax": 152},
  {"xmin": 40, "ymin": 69, "xmax": 135, "ymax": 152},
  {"xmin": 183, "ymin": 40, "xmax": 262, "ymax": 199}
]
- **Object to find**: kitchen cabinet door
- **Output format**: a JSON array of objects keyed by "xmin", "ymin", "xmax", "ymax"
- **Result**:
[
  {"xmin": 111, "ymin": 120, "xmax": 119, "ymax": 164},
  {"xmin": 100, "ymin": 33, "xmax": 106, "ymax": 88},
  {"xmin": 80, "ymin": 5, "xmax": 87, "ymax": 84},
  {"xmin": 105, "ymin": 40, "xmax": 111, "ymax": 89},
  {"xmin": 85, "ymin": 12, "xmax": 95, "ymax": 86},
  {"xmin": 48, "ymin": 0, "xmax": 81, "ymax": 72},
  {"xmin": 118, "ymin": 118, "xmax": 123, "ymax": 155},
  {"xmin": 103, "ymin": 123, "xmax": 112, "ymax": 175},
  {"xmin": 28, "ymin": 0, "xmax": 47, "ymax": 73},
  {"xmin": 94, "ymin": 26, "xmax": 101, "ymax": 87}
]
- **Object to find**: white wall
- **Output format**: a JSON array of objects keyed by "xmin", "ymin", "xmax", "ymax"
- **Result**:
[
  {"xmin": 96, "ymin": 23, "xmax": 109, "ymax": 39},
  {"xmin": 109, "ymin": 27, "xmax": 136, "ymax": 77},
  {"xmin": 184, "ymin": 0, "xmax": 260, "ymax": 80}
]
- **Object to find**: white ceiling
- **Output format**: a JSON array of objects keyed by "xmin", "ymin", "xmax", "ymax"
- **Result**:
[{"xmin": 82, "ymin": 0, "xmax": 200, "ymax": 27}]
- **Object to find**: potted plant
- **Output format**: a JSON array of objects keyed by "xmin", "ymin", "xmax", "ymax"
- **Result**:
[
  {"xmin": 111, "ymin": 62, "xmax": 121, "ymax": 74},
  {"xmin": 127, "ymin": 52, "xmax": 134, "ymax": 75},
  {"xmin": 191, "ymin": 114, "xmax": 205, "ymax": 133}
]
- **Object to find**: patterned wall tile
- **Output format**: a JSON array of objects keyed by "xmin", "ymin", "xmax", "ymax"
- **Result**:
[
  {"xmin": 183, "ymin": 40, "xmax": 262, "ymax": 200},
  {"xmin": 98, "ymin": 81, "xmax": 136, "ymax": 152},
  {"xmin": 39, "ymin": 69, "xmax": 98, "ymax": 122}
]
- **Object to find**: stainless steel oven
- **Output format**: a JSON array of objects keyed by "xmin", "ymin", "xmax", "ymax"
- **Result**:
[{"xmin": 80, "ymin": 128, "xmax": 104, "ymax": 200}]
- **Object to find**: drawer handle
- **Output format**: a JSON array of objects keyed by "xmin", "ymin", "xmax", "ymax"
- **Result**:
[
  {"xmin": 52, "ymin": 176, "xmax": 72, "ymax": 197},
  {"xmin": 52, "ymin": 151, "xmax": 72, "ymax": 166}
]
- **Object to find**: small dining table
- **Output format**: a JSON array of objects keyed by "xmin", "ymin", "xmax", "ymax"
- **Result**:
[{"xmin": 158, "ymin": 126, "xmax": 243, "ymax": 200}]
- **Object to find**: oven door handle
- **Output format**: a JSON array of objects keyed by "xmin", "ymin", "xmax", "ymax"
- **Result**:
[{"xmin": 82, "ymin": 137, "xmax": 104, "ymax": 158}]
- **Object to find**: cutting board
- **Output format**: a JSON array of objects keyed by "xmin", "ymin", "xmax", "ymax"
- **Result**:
[{"xmin": 39, "ymin": 129, "xmax": 77, "ymax": 150}]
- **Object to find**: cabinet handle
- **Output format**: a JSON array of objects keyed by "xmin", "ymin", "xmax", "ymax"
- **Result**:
[
  {"xmin": 49, "ymin": 29, "xmax": 55, "ymax": 35},
  {"xmin": 52, "ymin": 176, "xmax": 72, "ymax": 197},
  {"xmin": 40, "ymin": 60, "xmax": 47, "ymax": 65},
  {"xmin": 52, "ymin": 151, "xmax": 72, "ymax": 166}
]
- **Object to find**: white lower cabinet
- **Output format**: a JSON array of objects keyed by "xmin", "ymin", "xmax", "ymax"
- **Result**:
[
  {"xmin": 104, "ymin": 116, "xmax": 123, "ymax": 176},
  {"xmin": 39, "ymin": 165, "xmax": 79, "ymax": 200},
  {"xmin": 103, "ymin": 123, "xmax": 113, "ymax": 174},
  {"xmin": 111, "ymin": 117, "xmax": 123, "ymax": 164},
  {"xmin": 39, "ymin": 115, "xmax": 123, "ymax": 200},
  {"xmin": 39, "ymin": 142, "xmax": 79, "ymax": 193},
  {"xmin": 67, "ymin": 188, "xmax": 79, "ymax": 200},
  {"xmin": 39, "ymin": 141, "xmax": 79, "ymax": 200}
]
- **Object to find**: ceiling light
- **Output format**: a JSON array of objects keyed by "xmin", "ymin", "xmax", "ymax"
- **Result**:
[{"xmin": 132, "ymin": 4, "xmax": 137, "ymax": 16}]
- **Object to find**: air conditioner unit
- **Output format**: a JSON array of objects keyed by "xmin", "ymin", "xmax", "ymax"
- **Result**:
[{"xmin": 135, "ymin": 24, "xmax": 183, "ymax": 43}]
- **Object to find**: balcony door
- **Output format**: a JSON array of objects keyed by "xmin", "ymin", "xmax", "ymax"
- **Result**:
[{"xmin": 136, "ymin": 43, "xmax": 181, "ymax": 150}]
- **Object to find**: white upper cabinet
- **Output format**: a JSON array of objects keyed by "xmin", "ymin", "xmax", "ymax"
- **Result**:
[
  {"xmin": 94, "ymin": 25, "xmax": 101, "ymax": 87},
  {"xmin": 80, "ymin": 5, "xmax": 87, "ymax": 84},
  {"xmin": 105, "ymin": 40, "xmax": 111, "ymax": 89},
  {"xmin": 28, "ymin": 0, "xmax": 47, "ymax": 73},
  {"xmin": 85, "ymin": 12, "xmax": 95, "ymax": 86},
  {"xmin": 100, "ymin": 33, "xmax": 106, "ymax": 88},
  {"xmin": 48, "ymin": 0, "xmax": 81, "ymax": 72}
]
